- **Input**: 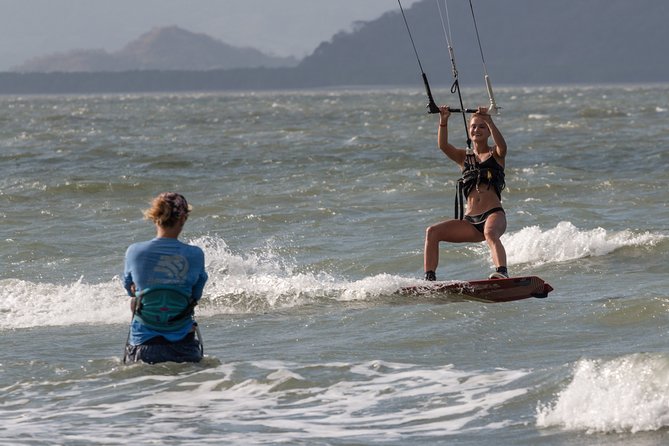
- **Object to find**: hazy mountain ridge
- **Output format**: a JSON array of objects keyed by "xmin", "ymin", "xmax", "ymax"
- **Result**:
[
  {"xmin": 297, "ymin": 0, "xmax": 669, "ymax": 86},
  {"xmin": 12, "ymin": 26, "xmax": 297, "ymax": 73},
  {"xmin": 2, "ymin": 0, "xmax": 667, "ymax": 93}
]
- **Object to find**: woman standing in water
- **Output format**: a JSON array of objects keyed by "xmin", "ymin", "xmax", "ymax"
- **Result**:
[
  {"xmin": 424, "ymin": 106, "xmax": 508, "ymax": 281},
  {"xmin": 123, "ymin": 192, "xmax": 208, "ymax": 364}
]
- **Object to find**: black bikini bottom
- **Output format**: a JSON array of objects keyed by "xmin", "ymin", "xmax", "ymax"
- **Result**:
[{"xmin": 464, "ymin": 207, "xmax": 505, "ymax": 234}]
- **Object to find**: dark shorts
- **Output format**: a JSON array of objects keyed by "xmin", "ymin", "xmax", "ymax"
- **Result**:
[
  {"xmin": 124, "ymin": 332, "xmax": 203, "ymax": 364},
  {"xmin": 464, "ymin": 207, "xmax": 505, "ymax": 234}
]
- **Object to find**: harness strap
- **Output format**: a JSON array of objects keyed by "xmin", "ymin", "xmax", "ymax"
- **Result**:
[
  {"xmin": 194, "ymin": 322, "xmax": 204, "ymax": 356},
  {"xmin": 455, "ymin": 152, "xmax": 477, "ymax": 219},
  {"xmin": 455, "ymin": 178, "xmax": 465, "ymax": 219},
  {"xmin": 166, "ymin": 299, "xmax": 197, "ymax": 323}
]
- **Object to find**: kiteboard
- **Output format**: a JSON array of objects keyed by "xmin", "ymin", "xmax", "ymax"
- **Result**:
[{"xmin": 398, "ymin": 276, "xmax": 553, "ymax": 303}]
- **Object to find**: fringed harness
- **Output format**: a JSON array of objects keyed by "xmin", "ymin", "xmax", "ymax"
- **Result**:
[{"xmin": 455, "ymin": 150, "xmax": 506, "ymax": 219}]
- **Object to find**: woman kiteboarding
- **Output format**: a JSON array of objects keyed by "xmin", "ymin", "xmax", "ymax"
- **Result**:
[
  {"xmin": 423, "ymin": 105, "xmax": 508, "ymax": 281},
  {"xmin": 397, "ymin": 0, "xmax": 509, "ymax": 281}
]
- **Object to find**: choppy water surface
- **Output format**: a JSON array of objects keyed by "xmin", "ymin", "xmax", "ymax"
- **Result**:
[{"xmin": 1, "ymin": 84, "xmax": 669, "ymax": 445}]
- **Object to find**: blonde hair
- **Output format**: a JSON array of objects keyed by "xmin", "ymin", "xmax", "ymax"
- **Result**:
[{"xmin": 143, "ymin": 192, "xmax": 191, "ymax": 227}]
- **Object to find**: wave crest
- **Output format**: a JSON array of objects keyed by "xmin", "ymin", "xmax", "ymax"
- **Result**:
[
  {"xmin": 502, "ymin": 221, "xmax": 664, "ymax": 266},
  {"xmin": 537, "ymin": 353, "xmax": 669, "ymax": 433}
]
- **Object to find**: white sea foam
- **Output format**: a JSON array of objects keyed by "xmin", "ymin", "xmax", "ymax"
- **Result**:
[
  {"xmin": 1, "ymin": 360, "xmax": 528, "ymax": 443},
  {"xmin": 501, "ymin": 221, "xmax": 664, "ymax": 266},
  {"xmin": 3, "ymin": 223, "xmax": 664, "ymax": 330},
  {"xmin": 0, "ymin": 236, "xmax": 417, "ymax": 329},
  {"xmin": 196, "ymin": 234, "xmax": 413, "ymax": 313},
  {"xmin": 0, "ymin": 277, "xmax": 127, "ymax": 330},
  {"xmin": 537, "ymin": 353, "xmax": 669, "ymax": 433}
]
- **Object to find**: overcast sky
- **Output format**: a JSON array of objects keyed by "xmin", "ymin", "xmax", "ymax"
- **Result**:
[{"xmin": 0, "ymin": 0, "xmax": 421, "ymax": 71}]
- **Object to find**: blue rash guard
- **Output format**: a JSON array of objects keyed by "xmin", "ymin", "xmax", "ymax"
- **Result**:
[{"xmin": 123, "ymin": 237, "xmax": 208, "ymax": 345}]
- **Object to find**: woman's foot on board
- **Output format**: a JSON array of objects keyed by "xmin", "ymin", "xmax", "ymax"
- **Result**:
[
  {"xmin": 488, "ymin": 266, "xmax": 509, "ymax": 279},
  {"xmin": 424, "ymin": 270, "xmax": 437, "ymax": 281}
]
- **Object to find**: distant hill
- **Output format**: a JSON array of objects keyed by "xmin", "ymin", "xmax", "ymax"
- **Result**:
[
  {"xmin": 297, "ymin": 0, "xmax": 669, "ymax": 86},
  {"xmin": 2, "ymin": 0, "xmax": 668, "ymax": 94},
  {"xmin": 12, "ymin": 26, "xmax": 298, "ymax": 72}
]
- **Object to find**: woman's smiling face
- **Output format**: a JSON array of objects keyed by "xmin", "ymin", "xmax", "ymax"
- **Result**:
[{"xmin": 469, "ymin": 116, "xmax": 490, "ymax": 141}]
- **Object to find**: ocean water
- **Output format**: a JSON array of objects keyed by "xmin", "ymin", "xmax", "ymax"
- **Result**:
[{"xmin": 1, "ymin": 84, "xmax": 668, "ymax": 445}]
